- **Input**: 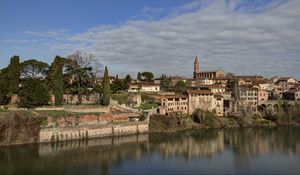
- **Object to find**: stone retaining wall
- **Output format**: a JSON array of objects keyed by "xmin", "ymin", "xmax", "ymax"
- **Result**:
[{"xmin": 39, "ymin": 121, "xmax": 148, "ymax": 143}]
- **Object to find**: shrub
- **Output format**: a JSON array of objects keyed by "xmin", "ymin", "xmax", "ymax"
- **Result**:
[
  {"xmin": 192, "ymin": 109, "xmax": 219, "ymax": 127},
  {"xmin": 140, "ymin": 102, "xmax": 158, "ymax": 110},
  {"xmin": 18, "ymin": 78, "xmax": 50, "ymax": 108}
]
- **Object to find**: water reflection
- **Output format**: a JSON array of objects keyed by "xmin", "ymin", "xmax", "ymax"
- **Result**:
[{"xmin": 0, "ymin": 127, "xmax": 300, "ymax": 175}]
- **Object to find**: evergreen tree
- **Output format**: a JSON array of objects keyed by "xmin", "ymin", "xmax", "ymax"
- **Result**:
[
  {"xmin": 141, "ymin": 71, "xmax": 154, "ymax": 82},
  {"xmin": 0, "ymin": 68, "xmax": 11, "ymax": 105},
  {"xmin": 174, "ymin": 80, "xmax": 187, "ymax": 94},
  {"xmin": 20, "ymin": 59, "xmax": 49, "ymax": 79},
  {"xmin": 137, "ymin": 72, "xmax": 142, "ymax": 82},
  {"xmin": 102, "ymin": 66, "xmax": 110, "ymax": 106},
  {"xmin": 124, "ymin": 74, "xmax": 131, "ymax": 90},
  {"xmin": 160, "ymin": 74, "xmax": 172, "ymax": 91},
  {"xmin": 7, "ymin": 55, "xmax": 20, "ymax": 94},
  {"xmin": 18, "ymin": 78, "xmax": 50, "ymax": 108},
  {"xmin": 51, "ymin": 56, "xmax": 65, "ymax": 106},
  {"xmin": 125, "ymin": 74, "xmax": 131, "ymax": 84}
]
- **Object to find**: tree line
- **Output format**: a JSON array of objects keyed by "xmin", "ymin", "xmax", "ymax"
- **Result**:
[{"xmin": 0, "ymin": 51, "xmax": 110, "ymax": 108}]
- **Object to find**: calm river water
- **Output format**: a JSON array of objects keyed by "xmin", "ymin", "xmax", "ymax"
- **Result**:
[{"xmin": 0, "ymin": 127, "xmax": 300, "ymax": 175}]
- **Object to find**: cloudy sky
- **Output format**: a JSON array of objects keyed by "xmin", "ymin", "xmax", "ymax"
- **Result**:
[{"xmin": 1, "ymin": 0, "xmax": 300, "ymax": 79}]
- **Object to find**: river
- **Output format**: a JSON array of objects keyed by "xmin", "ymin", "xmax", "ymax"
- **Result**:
[{"xmin": 0, "ymin": 127, "xmax": 300, "ymax": 175}]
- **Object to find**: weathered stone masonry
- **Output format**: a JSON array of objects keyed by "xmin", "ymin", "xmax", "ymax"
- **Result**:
[{"xmin": 39, "ymin": 121, "xmax": 148, "ymax": 143}]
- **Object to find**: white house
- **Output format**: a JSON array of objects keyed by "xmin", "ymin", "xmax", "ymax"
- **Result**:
[{"xmin": 128, "ymin": 84, "xmax": 160, "ymax": 92}]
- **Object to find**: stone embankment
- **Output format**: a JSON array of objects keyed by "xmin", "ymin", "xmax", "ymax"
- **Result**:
[
  {"xmin": 39, "ymin": 111, "xmax": 149, "ymax": 143},
  {"xmin": 0, "ymin": 109, "xmax": 149, "ymax": 146},
  {"xmin": 39, "ymin": 121, "xmax": 148, "ymax": 143}
]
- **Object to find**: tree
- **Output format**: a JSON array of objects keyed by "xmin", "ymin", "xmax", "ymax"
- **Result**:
[
  {"xmin": 66, "ymin": 51, "xmax": 103, "ymax": 104},
  {"xmin": 7, "ymin": 56, "xmax": 20, "ymax": 94},
  {"xmin": 111, "ymin": 78, "xmax": 125, "ymax": 93},
  {"xmin": 0, "ymin": 68, "xmax": 11, "ymax": 105},
  {"xmin": 192, "ymin": 109, "xmax": 219, "ymax": 127},
  {"xmin": 68, "ymin": 50, "xmax": 103, "ymax": 81},
  {"xmin": 49, "ymin": 56, "xmax": 65, "ymax": 106},
  {"xmin": 174, "ymin": 80, "xmax": 187, "ymax": 94},
  {"xmin": 125, "ymin": 74, "xmax": 131, "ymax": 84},
  {"xmin": 160, "ymin": 74, "xmax": 172, "ymax": 91},
  {"xmin": 102, "ymin": 66, "xmax": 110, "ymax": 106},
  {"xmin": 141, "ymin": 71, "xmax": 154, "ymax": 82},
  {"xmin": 18, "ymin": 78, "xmax": 50, "ymax": 108},
  {"xmin": 20, "ymin": 59, "xmax": 49, "ymax": 79},
  {"xmin": 137, "ymin": 72, "xmax": 142, "ymax": 82},
  {"xmin": 124, "ymin": 74, "xmax": 131, "ymax": 89},
  {"xmin": 64, "ymin": 59, "xmax": 93, "ymax": 104}
]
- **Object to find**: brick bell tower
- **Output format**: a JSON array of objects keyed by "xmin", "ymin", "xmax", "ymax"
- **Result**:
[{"xmin": 193, "ymin": 56, "xmax": 199, "ymax": 78}]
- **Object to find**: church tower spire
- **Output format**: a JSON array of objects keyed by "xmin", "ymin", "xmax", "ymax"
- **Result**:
[{"xmin": 193, "ymin": 56, "xmax": 199, "ymax": 78}]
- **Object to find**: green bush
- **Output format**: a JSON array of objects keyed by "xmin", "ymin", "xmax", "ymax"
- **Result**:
[
  {"xmin": 18, "ymin": 78, "xmax": 50, "ymax": 108},
  {"xmin": 140, "ymin": 102, "xmax": 158, "ymax": 110},
  {"xmin": 192, "ymin": 109, "xmax": 219, "ymax": 127},
  {"xmin": 111, "ymin": 93, "xmax": 129, "ymax": 105}
]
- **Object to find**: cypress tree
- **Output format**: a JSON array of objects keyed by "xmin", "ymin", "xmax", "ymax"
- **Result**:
[
  {"xmin": 137, "ymin": 72, "xmax": 142, "ymax": 82},
  {"xmin": 0, "ymin": 68, "xmax": 11, "ymax": 105},
  {"xmin": 8, "ymin": 55, "xmax": 20, "ymax": 94},
  {"xmin": 102, "ymin": 66, "xmax": 110, "ymax": 106},
  {"xmin": 52, "ymin": 56, "xmax": 64, "ymax": 106}
]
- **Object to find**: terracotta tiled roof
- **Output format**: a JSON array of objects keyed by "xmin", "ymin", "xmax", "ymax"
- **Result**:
[{"xmin": 188, "ymin": 90, "xmax": 213, "ymax": 95}]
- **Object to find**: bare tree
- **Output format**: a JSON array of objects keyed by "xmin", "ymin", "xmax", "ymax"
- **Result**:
[{"xmin": 68, "ymin": 50, "xmax": 103, "ymax": 79}]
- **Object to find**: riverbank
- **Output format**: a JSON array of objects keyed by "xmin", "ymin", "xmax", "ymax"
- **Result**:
[
  {"xmin": 0, "ymin": 109, "xmax": 148, "ymax": 146},
  {"xmin": 1, "ymin": 109, "xmax": 299, "ymax": 146},
  {"xmin": 148, "ymin": 114, "xmax": 300, "ymax": 133}
]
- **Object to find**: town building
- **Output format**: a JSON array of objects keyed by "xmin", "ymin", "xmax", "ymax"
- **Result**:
[
  {"xmin": 275, "ymin": 77, "xmax": 298, "ymax": 92},
  {"xmin": 238, "ymin": 86, "xmax": 258, "ymax": 112},
  {"xmin": 207, "ymin": 85, "xmax": 226, "ymax": 94},
  {"xmin": 257, "ymin": 90, "xmax": 268, "ymax": 106},
  {"xmin": 157, "ymin": 95, "xmax": 188, "ymax": 115},
  {"xmin": 128, "ymin": 83, "xmax": 160, "ymax": 92},
  {"xmin": 282, "ymin": 88, "xmax": 300, "ymax": 101},
  {"xmin": 188, "ymin": 89, "xmax": 214, "ymax": 114},
  {"xmin": 198, "ymin": 78, "xmax": 214, "ymax": 85},
  {"xmin": 213, "ymin": 94, "xmax": 224, "ymax": 116},
  {"xmin": 193, "ymin": 56, "xmax": 225, "ymax": 79}
]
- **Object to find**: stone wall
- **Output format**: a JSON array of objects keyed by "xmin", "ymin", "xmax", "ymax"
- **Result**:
[
  {"xmin": 45, "ymin": 112, "xmax": 136, "ymax": 127},
  {"xmin": 39, "ymin": 121, "xmax": 148, "ymax": 143}
]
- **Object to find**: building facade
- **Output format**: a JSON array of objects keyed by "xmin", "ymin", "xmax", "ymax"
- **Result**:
[
  {"xmin": 188, "ymin": 90, "xmax": 214, "ymax": 114},
  {"xmin": 257, "ymin": 90, "xmax": 268, "ymax": 106},
  {"xmin": 157, "ymin": 95, "xmax": 188, "ymax": 115},
  {"xmin": 193, "ymin": 56, "xmax": 225, "ymax": 79},
  {"xmin": 238, "ymin": 86, "xmax": 258, "ymax": 112},
  {"xmin": 128, "ymin": 84, "xmax": 160, "ymax": 92}
]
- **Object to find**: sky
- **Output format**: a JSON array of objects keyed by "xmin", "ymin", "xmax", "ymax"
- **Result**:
[{"xmin": 0, "ymin": 0, "xmax": 300, "ymax": 79}]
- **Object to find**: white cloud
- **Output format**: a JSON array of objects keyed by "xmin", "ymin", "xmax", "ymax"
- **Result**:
[
  {"xmin": 24, "ymin": 29, "xmax": 69, "ymax": 37},
  {"xmin": 52, "ymin": 0, "xmax": 300, "ymax": 78},
  {"xmin": 1, "ymin": 39, "xmax": 37, "ymax": 44}
]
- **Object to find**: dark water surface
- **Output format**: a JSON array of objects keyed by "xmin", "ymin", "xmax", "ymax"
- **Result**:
[{"xmin": 0, "ymin": 127, "xmax": 300, "ymax": 175}]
